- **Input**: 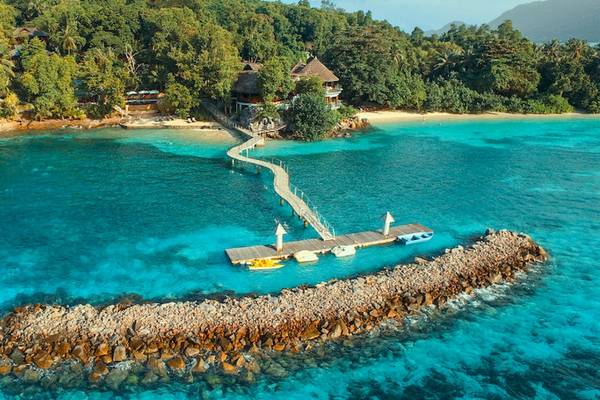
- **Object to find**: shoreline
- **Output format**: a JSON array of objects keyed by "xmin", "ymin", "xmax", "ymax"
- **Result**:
[
  {"xmin": 357, "ymin": 110, "xmax": 600, "ymax": 125},
  {"xmin": 0, "ymin": 230, "xmax": 547, "ymax": 388}
]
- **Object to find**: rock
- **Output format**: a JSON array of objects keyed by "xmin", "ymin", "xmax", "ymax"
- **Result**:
[
  {"xmin": 272, "ymin": 343, "xmax": 285, "ymax": 351},
  {"xmin": 221, "ymin": 362, "xmax": 237, "ymax": 375},
  {"xmin": 205, "ymin": 373, "xmax": 221, "ymax": 388},
  {"xmin": 265, "ymin": 362, "xmax": 287, "ymax": 378},
  {"xmin": 300, "ymin": 323, "xmax": 320, "ymax": 341},
  {"xmin": 33, "ymin": 352, "xmax": 54, "ymax": 369},
  {"xmin": 10, "ymin": 349, "xmax": 24, "ymax": 365},
  {"xmin": 23, "ymin": 368, "xmax": 41, "ymax": 383},
  {"xmin": 94, "ymin": 361, "xmax": 109, "ymax": 376},
  {"xmin": 132, "ymin": 350, "xmax": 147, "ymax": 362},
  {"xmin": 167, "ymin": 356, "xmax": 185, "ymax": 371},
  {"xmin": 184, "ymin": 346, "xmax": 200, "ymax": 358},
  {"xmin": 72, "ymin": 345, "xmax": 89, "ymax": 364},
  {"xmin": 141, "ymin": 371, "xmax": 158, "ymax": 385},
  {"xmin": 147, "ymin": 358, "xmax": 168, "ymax": 378},
  {"xmin": 56, "ymin": 342, "xmax": 71, "ymax": 357},
  {"xmin": 0, "ymin": 359, "xmax": 12, "ymax": 375},
  {"xmin": 191, "ymin": 359, "xmax": 208, "ymax": 374},
  {"xmin": 330, "ymin": 323, "xmax": 342, "ymax": 339},
  {"xmin": 94, "ymin": 343, "xmax": 110, "ymax": 357},
  {"xmin": 105, "ymin": 368, "xmax": 128, "ymax": 390},
  {"xmin": 113, "ymin": 345, "xmax": 127, "ymax": 362}
]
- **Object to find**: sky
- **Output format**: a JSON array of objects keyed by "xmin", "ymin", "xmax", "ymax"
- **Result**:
[{"xmin": 281, "ymin": 0, "xmax": 535, "ymax": 31}]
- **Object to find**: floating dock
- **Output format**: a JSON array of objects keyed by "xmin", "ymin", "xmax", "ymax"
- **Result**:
[{"xmin": 225, "ymin": 223, "xmax": 432, "ymax": 265}]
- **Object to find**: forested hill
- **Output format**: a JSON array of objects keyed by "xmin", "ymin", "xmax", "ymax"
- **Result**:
[
  {"xmin": 490, "ymin": 0, "xmax": 600, "ymax": 43},
  {"xmin": 1, "ymin": 0, "xmax": 600, "ymax": 128}
]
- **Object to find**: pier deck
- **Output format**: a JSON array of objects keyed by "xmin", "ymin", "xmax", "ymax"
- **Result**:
[{"xmin": 226, "ymin": 223, "xmax": 432, "ymax": 265}]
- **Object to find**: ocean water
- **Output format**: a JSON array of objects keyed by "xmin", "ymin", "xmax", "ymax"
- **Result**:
[{"xmin": 0, "ymin": 118, "xmax": 599, "ymax": 399}]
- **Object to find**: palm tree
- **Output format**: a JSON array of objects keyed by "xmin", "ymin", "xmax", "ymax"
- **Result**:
[
  {"xmin": 0, "ymin": 55, "xmax": 14, "ymax": 94},
  {"xmin": 60, "ymin": 22, "xmax": 78, "ymax": 55}
]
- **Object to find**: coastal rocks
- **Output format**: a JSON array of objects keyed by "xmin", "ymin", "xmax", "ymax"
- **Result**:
[
  {"xmin": 113, "ymin": 346, "xmax": 127, "ymax": 363},
  {"xmin": 0, "ymin": 230, "xmax": 547, "ymax": 388},
  {"xmin": 0, "ymin": 359, "xmax": 12, "ymax": 375}
]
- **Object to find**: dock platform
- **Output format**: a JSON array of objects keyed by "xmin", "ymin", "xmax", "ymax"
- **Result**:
[{"xmin": 226, "ymin": 223, "xmax": 432, "ymax": 265}]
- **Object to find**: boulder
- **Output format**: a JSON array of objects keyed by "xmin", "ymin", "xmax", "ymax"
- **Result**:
[
  {"xmin": 72, "ymin": 345, "xmax": 89, "ymax": 364},
  {"xmin": 167, "ymin": 356, "xmax": 185, "ymax": 370},
  {"xmin": 147, "ymin": 358, "xmax": 168, "ymax": 378},
  {"xmin": 300, "ymin": 323, "xmax": 320, "ymax": 341},
  {"xmin": 94, "ymin": 343, "xmax": 110, "ymax": 357},
  {"xmin": 221, "ymin": 362, "xmax": 237, "ymax": 375},
  {"xmin": 184, "ymin": 346, "xmax": 200, "ymax": 358},
  {"xmin": 93, "ymin": 361, "xmax": 109, "ymax": 376},
  {"xmin": 0, "ymin": 358, "xmax": 12, "ymax": 375},
  {"xmin": 113, "ymin": 345, "xmax": 127, "ymax": 362},
  {"xmin": 33, "ymin": 352, "xmax": 54, "ymax": 369}
]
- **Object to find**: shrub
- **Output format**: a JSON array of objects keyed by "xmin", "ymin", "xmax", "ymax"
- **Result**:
[
  {"xmin": 158, "ymin": 76, "xmax": 197, "ymax": 118},
  {"xmin": 286, "ymin": 94, "xmax": 339, "ymax": 141}
]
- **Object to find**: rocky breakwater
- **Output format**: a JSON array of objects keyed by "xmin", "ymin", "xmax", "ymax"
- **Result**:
[{"xmin": 0, "ymin": 230, "xmax": 547, "ymax": 389}]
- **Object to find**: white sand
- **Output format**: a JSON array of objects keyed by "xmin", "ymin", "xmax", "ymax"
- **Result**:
[{"xmin": 358, "ymin": 110, "xmax": 600, "ymax": 125}]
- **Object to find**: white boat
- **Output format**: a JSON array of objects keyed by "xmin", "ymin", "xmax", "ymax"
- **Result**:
[
  {"xmin": 397, "ymin": 231, "xmax": 434, "ymax": 245},
  {"xmin": 294, "ymin": 250, "xmax": 319, "ymax": 263},
  {"xmin": 331, "ymin": 245, "xmax": 356, "ymax": 258}
]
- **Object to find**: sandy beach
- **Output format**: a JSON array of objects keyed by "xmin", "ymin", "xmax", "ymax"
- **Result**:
[{"xmin": 358, "ymin": 110, "xmax": 600, "ymax": 125}]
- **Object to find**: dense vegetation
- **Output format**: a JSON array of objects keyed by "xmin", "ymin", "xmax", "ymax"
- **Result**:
[{"xmin": 0, "ymin": 0, "xmax": 599, "ymax": 128}]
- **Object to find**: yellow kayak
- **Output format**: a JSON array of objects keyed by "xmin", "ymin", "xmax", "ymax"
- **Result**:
[{"xmin": 248, "ymin": 259, "xmax": 284, "ymax": 271}]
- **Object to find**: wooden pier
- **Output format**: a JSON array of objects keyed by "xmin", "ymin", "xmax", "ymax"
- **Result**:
[
  {"xmin": 226, "ymin": 223, "xmax": 432, "ymax": 265},
  {"xmin": 225, "ymin": 124, "xmax": 335, "ymax": 240}
]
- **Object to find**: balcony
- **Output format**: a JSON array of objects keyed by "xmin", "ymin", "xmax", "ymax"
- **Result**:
[{"xmin": 325, "ymin": 86, "xmax": 343, "ymax": 98}]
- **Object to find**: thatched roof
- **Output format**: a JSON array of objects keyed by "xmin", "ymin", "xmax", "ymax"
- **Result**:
[
  {"xmin": 291, "ymin": 56, "xmax": 339, "ymax": 83},
  {"xmin": 12, "ymin": 27, "xmax": 48, "ymax": 39},
  {"xmin": 232, "ymin": 70, "xmax": 261, "ymax": 95}
]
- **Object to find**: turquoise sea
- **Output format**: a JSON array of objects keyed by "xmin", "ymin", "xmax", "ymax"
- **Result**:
[{"xmin": 0, "ymin": 118, "xmax": 599, "ymax": 399}]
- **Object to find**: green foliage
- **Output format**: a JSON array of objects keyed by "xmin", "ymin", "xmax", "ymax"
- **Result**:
[
  {"xmin": 256, "ymin": 102, "xmax": 280, "ymax": 121},
  {"xmin": 17, "ymin": 39, "xmax": 80, "ymax": 119},
  {"xmin": 79, "ymin": 49, "xmax": 127, "ymax": 117},
  {"xmin": 295, "ymin": 76, "xmax": 325, "ymax": 97},
  {"xmin": 0, "ymin": 90, "xmax": 18, "ymax": 117},
  {"xmin": 258, "ymin": 56, "xmax": 293, "ymax": 101},
  {"xmin": 2, "ymin": 0, "xmax": 600, "ymax": 123},
  {"xmin": 589, "ymin": 97, "xmax": 600, "ymax": 114},
  {"xmin": 337, "ymin": 103, "xmax": 357, "ymax": 119},
  {"xmin": 0, "ymin": 0, "xmax": 15, "ymax": 95},
  {"xmin": 158, "ymin": 75, "xmax": 196, "ymax": 118},
  {"xmin": 287, "ymin": 94, "xmax": 339, "ymax": 141}
]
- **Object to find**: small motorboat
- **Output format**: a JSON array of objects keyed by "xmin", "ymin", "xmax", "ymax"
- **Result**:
[
  {"xmin": 398, "ymin": 231, "xmax": 434, "ymax": 246},
  {"xmin": 248, "ymin": 259, "xmax": 284, "ymax": 271},
  {"xmin": 331, "ymin": 245, "xmax": 356, "ymax": 258},
  {"xmin": 293, "ymin": 250, "xmax": 319, "ymax": 263}
]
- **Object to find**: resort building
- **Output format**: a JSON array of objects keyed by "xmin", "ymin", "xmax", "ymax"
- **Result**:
[
  {"xmin": 231, "ymin": 56, "xmax": 342, "ymax": 114},
  {"xmin": 290, "ymin": 56, "xmax": 342, "ymax": 109}
]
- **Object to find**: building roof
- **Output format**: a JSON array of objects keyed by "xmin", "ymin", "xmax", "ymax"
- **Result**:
[
  {"xmin": 291, "ymin": 56, "xmax": 339, "ymax": 83},
  {"xmin": 232, "ymin": 70, "xmax": 261, "ymax": 95},
  {"xmin": 12, "ymin": 27, "xmax": 48, "ymax": 39}
]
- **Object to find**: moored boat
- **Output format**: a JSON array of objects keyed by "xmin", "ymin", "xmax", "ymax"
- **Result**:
[
  {"xmin": 398, "ymin": 231, "xmax": 434, "ymax": 245},
  {"xmin": 294, "ymin": 250, "xmax": 319, "ymax": 263},
  {"xmin": 248, "ymin": 259, "xmax": 284, "ymax": 271},
  {"xmin": 331, "ymin": 245, "xmax": 356, "ymax": 258}
]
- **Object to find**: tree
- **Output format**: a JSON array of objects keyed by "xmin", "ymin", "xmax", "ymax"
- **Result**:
[
  {"xmin": 158, "ymin": 75, "xmax": 196, "ymax": 118},
  {"xmin": 257, "ymin": 56, "xmax": 293, "ymax": 101},
  {"xmin": 295, "ymin": 75, "xmax": 325, "ymax": 97},
  {"xmin": 287, "ymin": 93, "xmax": 338, "ymax": 140},
  {"xmin": 17, "ymin": 39, "xmax": 79, "ymax": 119},
  {"xmin": 79, "ymin": 49, "xmax": 128, "ymax": 117},
  {"xmin": 0, "ymin": 0, "xmax": 15, "ymax": 96}
]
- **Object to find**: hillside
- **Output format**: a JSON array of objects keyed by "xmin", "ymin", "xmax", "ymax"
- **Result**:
[
  {"xmin": 489, "ymin": 0, "xmax": 600, "ymax": 42},
  {"xmin": 425, "ymin": 21, "xmax": 467, "ymax": 37}
]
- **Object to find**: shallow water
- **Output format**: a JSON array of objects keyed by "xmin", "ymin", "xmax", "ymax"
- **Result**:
[{"xmin": 0, "ymin": 119, "xmax": 599, "ymax": 399}]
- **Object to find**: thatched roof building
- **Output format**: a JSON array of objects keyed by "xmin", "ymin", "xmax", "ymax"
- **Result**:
[{"xmin": 291, "ymin": 56, "xmax": 339, "ymax": 83}]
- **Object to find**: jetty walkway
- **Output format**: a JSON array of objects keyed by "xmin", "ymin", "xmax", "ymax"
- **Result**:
[{"xmin": 204, "ymin": 101, "xmax": 335, "ymax": 240}]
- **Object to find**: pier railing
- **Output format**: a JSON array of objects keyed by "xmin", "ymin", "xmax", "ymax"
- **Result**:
[{"xmin": 204, "ymin": 99, "xmax": 336, "ymax": 240}]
